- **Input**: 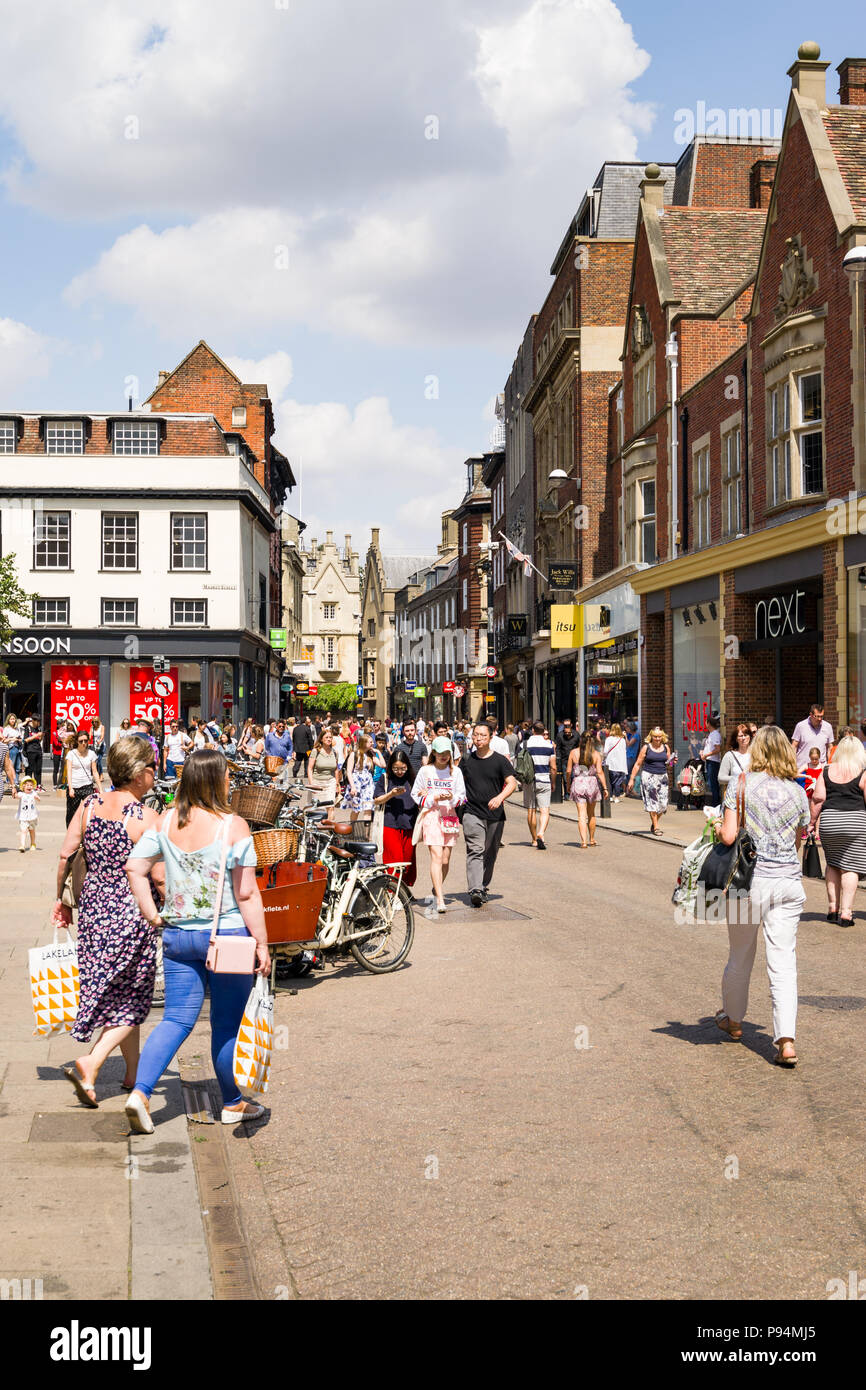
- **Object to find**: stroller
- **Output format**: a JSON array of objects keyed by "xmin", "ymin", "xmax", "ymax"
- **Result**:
[{"xmin": 675, "ymin": 757, "xmax": 706, "ymax": 811}]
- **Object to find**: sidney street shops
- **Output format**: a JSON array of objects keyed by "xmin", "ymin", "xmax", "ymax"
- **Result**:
[
  {"xmin": 0, "ymin": 631, "xmax": 282, "ymax": 740},
  {"xmin": 632, "ymin": 512, "xmax": 844, "ymax": 751}
]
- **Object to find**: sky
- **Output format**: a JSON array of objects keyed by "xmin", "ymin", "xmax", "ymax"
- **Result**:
[{"xmin": 0, "ymin": 0, "xmax": 859, "ymax": 556}]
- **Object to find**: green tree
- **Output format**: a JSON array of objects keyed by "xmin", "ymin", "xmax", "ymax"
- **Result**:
[
  {"xmin": 309, "ymin": 682, "xmax": 358, "ymax": 715},
  {"xmin": 0, "ymin": 554, "xmax": 36, "ymax": 690}
]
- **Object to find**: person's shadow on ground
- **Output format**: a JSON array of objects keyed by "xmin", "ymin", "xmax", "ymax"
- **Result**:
[{"xmin": 653, "ymin": 1016, "xmax": 780, "ymax": 1066}]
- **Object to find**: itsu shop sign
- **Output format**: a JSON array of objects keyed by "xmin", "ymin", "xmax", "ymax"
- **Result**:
[
  {"xmin": 51, "ymin": 666, "xmax": 99, "ymax": 728},
  {"xmin": 130, "ymin": 667, "xmax": 180, "ymax": 728}
]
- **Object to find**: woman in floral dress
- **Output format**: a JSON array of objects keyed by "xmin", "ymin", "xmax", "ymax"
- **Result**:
[
  {"xmin": 53, "ymin": 736, "xmax": 163, "ymax": 1107},
  {"xmin": 341, "ymin": 734, "xmax": 377, "ymax": 812}
]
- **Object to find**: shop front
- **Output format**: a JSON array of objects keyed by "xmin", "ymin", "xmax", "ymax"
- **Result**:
[
  {"xmin": 671, "ymin": 590, "xmax": 720, "ymax": 767},
  {"xmin": 730, "ymin": 550, "xmax": 824, "ymax": 736},
  {"xmin": 0, "ymin": 631, "xmax": 273, "ymax": 741},
  {"xmin": 584, "ymin": 637, "xmax": 639, "ymax": 726}
]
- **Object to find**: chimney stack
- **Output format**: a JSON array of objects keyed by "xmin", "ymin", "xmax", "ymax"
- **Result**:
[
  {"xmin": 838, "ymin": 58, "xmax": 866, "ymax": 106},
  {"xmin": 788, "ymin": 41, "xmax": 830, "ymax": 107},
  {"xmin": 750, "ymin": 156, "xmax": 778, "ymax": 209},
  {"xmin": 325, "ymin": 529, "xmax": 334, "ymax": 545},
  {"xmin": 640, "ymin": 163, "xmax": 666, "ymax": 212},
  {"xmin": 157, "ymin": 370, "xmax": 170, "ymax": 383},
  {"xmin": 371, "ymin": 527, "xmax": 380, "ymax": 548}
]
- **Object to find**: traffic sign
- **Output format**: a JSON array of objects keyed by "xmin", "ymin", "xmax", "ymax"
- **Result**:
[
  {"xmin": 454, "ymin": 684, "xmax": 465, "ymax": 698},
  {"xmin": 223, "ymin": 695, "xmax": 233, "ymax": 709},
  {"xmin": 485, "ymin": 666, "xmax": 497, "ymax": 678},
  {"xmin": 356, "ymin": 683, "xmax": 363, "ymax": 698},
  {"xmin": 405, "ymin": 680, "xmax": 417, "ymax": 691},
  {"xmin": 153, "ymin": 675, "xmax": 173, "ymax": 699}
]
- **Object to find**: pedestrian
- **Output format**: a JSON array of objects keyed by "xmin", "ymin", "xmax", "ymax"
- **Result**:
[
  {"xmin": 699, "ymin": 716, "xmax": 722, "ymax": 806},
  {"xmin": 459, "ymin": 723, "xmax": 518, "ymax": 908},
  {"xmin": 371, "ymin": 732, "xmax": 389, "ymax": 790},
  {"xmin": 375, "ymin": 749, "xmax": 418, "ymax": 892},
  {"xmin": 22, "ymin": 716, "xmax": 44, "ymax": 789},
  {"xmin": 555, "ymin": 718, "xmax": 579, "ymax": 783},
  {"xmin": 602, "ymin": 722, "xmax": 628, "ymax": 802},
  {"xmin": 90, "ymin": 717, "xmax": 107, "ymax": 778},
  {"xmin": 247, "ymin": 724, "xmax": 266, "ymax": 763},
  {"xmin": 237, "ymin": 717, "xmax": 255, "ymax": 760},
  {"xmin": 714, "ymin": 725, "xmax": 809, "ymax": 1067},
  {"xmin": 14, "ymin": 774, "xmax": 40, "ymax": 851},
  {"xmin": 291, "ymin": 716, "xmax": 315, "ymax": 778},
  {"xmin": 566, "ymin": 730, "xmax": 608, "ymax": 849},
  {"xmin": 164, "ymin": 718, "xmax": 192, "ymax": 777},
  {"xmin": 485, "ymin": 716, "xmax": 511, "ymax": 759},
  {"xmin": 64, "ymin": 730, "xmax": 103, "ymax": 826},
  {"xmin": 791, "ymin": 702, "xmax": 833, "ymax": 771},
  {"xmin": 0, "ymin": 727, "xmax": 16, "ymax": 804},
  {"xmin": 718, "ymin": 723, "xmax": 753, "ymax": 800},
  {"xmin": 523, "ymin": 719, "xmax": 556, "ymax": 849},
  {"xmin": 411, "ymin": 737, "xmax": 466, "ymax": 915},
  {"xmin": 307, "ymin": 727, "xmax": 341, "ymax": 804},
  {"xmin": 50, "ymin": 723, "xmax": 65, "ymax": 789},
  {"xmin": 123, "ymin": 747, "xmax": 271, "ymax": 1132},
  {"xmin": 625, "ymin": 720, "xmax": 641, "ymax": 791},
  {"xmin": 802, "ymin": 747, "xmax": 823, "ymax": 801},
  {"xmin": 119, "ymin": 718, "xmax": 131, "ymax": 733},
  {"xmin": 627, "ymin": 727, "xmax": 676, "ymax": 836},
  {"xmin": 396, "ymin": 719, "xmax": 427, "ymax": 779},
  {"xmin": 54, "ymin": 735, "xmax": 163, "ymax": 1108},
  {"xmin": 503, "ymin": 722, "xmax": 519, "ymax": 761},
  {"xmin": 808, "ymin": 732, "xmax": 866, "ymax": 928},
  {"xmin": 264, "ymin": 718, "xmax": 293, "ymax": 777},
  {"xmin": 342, "ymin": 733, "xmax": 377, "ymax": 812},
  {"xmin": 3, "ymin": 713, "xmax": 23, "ymax": 778},
  {"xmin": 130, "ymin": 718, "xmax": 160, "ymax": 766}
]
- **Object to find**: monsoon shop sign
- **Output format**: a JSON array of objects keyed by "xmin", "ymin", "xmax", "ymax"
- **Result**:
[{"xmin": 1, "ymin": 635, "xmax": 71, "ymax": 655}]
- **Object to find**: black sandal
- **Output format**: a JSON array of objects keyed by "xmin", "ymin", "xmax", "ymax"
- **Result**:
[
  {"xmin": 826, "ymin": 911, "xmax": 839, "ymax": 923},
  {"xmin": 839, "ymin": 915, "xmax": 855, "ymax": 928}
]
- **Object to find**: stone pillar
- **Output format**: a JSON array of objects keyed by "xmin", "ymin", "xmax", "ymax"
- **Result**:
[
  {"xmin": 199, "ymin": 658, "xmax": 210, "ymax": 722},
  {"xmin": 99, "ymin": 658, "xmax": 112, "ymax": 735}
]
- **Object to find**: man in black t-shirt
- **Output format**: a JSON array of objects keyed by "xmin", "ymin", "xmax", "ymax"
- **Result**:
[{"xmin": 460, "ymin": 723, "xmax": 518, "ymax": 907}]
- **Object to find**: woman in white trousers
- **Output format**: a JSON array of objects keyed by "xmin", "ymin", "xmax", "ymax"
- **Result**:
[{"xmin": 714, "ymin": 725, "xmax": 809, "ymax": 1067}]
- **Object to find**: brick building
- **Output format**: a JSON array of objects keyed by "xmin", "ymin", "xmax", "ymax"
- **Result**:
[
  {"xmin": 452, "ymin": 456, "xmax": 493, "ymax": 722},
  {"xmin": 501, "ymin": 318, "xmax": 536, "ymax": 724},
  {"xmin": 622, "ymin": 45, "xmax": 866, "ymax": 753}
]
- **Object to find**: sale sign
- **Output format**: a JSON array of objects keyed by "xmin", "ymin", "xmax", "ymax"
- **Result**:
[
  {"xmin": 51, "ymin": 666, "xmax": 99, "ymax": 730},
  {"xmin": 130, "ymin": 667, "xmax": 180, "ymax": 730}
]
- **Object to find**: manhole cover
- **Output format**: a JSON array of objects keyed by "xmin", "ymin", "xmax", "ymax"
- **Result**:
[
  {"xmin": 29, "ymin": 1111, "xmax": 129, "ymax": 1143},
  {"xmin": 798, "ymin": 995, "xmax": 866, "ymax": 1011}
]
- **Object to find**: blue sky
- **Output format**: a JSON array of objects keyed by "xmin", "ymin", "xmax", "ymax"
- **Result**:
[{"xmin": 0, "ymin": 0, "xmax": 857, "ymax": 553}]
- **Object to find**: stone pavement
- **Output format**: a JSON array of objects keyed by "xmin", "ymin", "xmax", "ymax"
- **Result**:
[
  {"xmin": 222, "ymin": 803, "xmax": 866, "ymax": 1301},
  {"xmin": 0, "ymin": 786, "xmax": 211, "ymax": 1301}
]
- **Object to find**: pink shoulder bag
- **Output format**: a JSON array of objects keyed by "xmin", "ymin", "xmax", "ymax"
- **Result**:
[{"xmin": 161, "ymin": 810, "xmax": 256, "ymax": 975}]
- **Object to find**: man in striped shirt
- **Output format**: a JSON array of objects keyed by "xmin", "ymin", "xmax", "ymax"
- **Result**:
[{"xmin": 524, "ymin": 720, "xmax": 557, "ymax": 850}]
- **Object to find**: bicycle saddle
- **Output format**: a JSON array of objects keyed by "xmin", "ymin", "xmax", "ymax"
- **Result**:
[
  {"xmin": 343, "ymin": 840, "xmax": 376, "ymax": 855},
  {"xmin": 305, "ymin": 808, "xmax": 328, "ymax": 821}
]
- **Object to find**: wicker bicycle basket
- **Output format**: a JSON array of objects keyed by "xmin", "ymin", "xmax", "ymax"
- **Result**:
[
  {"xmin": 252, "ymin": 827, "xmax": 300, "ymax": 866},
  {"xmin": 229, "ymin": 783, "xmax": 287, "ymax": 827}
]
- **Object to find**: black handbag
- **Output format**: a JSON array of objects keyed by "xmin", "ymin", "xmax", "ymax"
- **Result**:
[
  {"xmin": 802, "ymin": 831, "xmax": 823, "ymax": 880},
  {"xmin": 598, "ymin": 792, "xmax": 612, "ymax": 818},
  {"xmin": 698, "ymin": 774, "xmax": 756, "ymax": 895}
]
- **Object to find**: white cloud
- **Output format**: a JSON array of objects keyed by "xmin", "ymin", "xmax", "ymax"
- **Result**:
[
  {"xmin": 0, "ymin": 318, "xmax": 62, "ymax": 396},
  {"xmin": 51, "ymin": 0, "xmax": 657, "ymax": 349},
  {"xmin": 224, "ymin": 350, "xmax": 294, "ymax": 404},
  {"xmin": 276, "ymin": 395, "xmax": 461, "ymax": 554}
]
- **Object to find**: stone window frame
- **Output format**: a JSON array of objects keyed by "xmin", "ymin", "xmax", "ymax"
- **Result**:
[
  {"xmin": 762, "ymin": 313, "xmax": 826, "ymax": 515},
  {"xmin": 692, "ymin": 431, "xmax": 711, "ymax": 551},
  {"xmin": 720, "ymin": 410, "xmax": 743, "ymax": 539},
  {"xmin": 633, "ymin": 345, "xmax": 656, "ymax": 433},
  {"xmin": 622, "ymin": 441, "xmax": 657, "ymax": 567}
]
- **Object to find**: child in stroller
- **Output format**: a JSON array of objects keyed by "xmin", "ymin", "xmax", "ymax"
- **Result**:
[{"xmin": 675, "ymin": 756, "xmax": 706, "ymax": 810}]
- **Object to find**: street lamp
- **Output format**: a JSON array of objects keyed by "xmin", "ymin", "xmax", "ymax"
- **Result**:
[{"xmin": 548, "ymin": 468, "xmax": 568, "ymax": 481}]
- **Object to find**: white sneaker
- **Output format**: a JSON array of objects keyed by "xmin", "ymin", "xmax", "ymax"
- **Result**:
[
  {"xmin": 125, "ymin": 1091, "xmax": 154, "ymax": 1135},
  {"xmin": 221, "ymin": 1103, "xmax": 266, "ymax": 1125}
]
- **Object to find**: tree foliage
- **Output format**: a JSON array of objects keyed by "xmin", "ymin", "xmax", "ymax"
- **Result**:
[
  {"xmin": 0, "ymin": 554, "xmax": 37, "ymax": 689},
  {"xmin": 308, "ymin": 681, "xmax": 359, "ymax": 714}
]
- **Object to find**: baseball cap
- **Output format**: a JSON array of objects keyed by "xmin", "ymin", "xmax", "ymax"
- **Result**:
[{"xmin": 431, "ymin": 736, "xmax": 452, "ymax": 753}]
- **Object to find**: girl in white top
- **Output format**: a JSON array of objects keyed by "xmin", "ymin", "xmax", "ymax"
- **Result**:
[
  {"xmin": 718, "ymin": 722, "xmax": 753, "ymax": 798},
  {"xmin": 15, "ymin": 775, "xmax": 40, "ymax": 851},
  {"xmin": 65, "ymin": 731, "xmax": 103, "ymax": 826},
  {"xmin": 411, "ymin": 739, "xmax": 467, "ymax": 916},
  {"xmin": 602, "ymin": 723, "xmax": 629, "ymax": 801}
]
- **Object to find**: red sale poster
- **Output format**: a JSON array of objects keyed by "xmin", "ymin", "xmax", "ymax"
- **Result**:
[
  {"xmin": 129, "ymin": 667, "xmax": 180, "ymax": 731},
  {"xmin": 51, "ymin": 666, "xmax": 100, "ymax": 731}
]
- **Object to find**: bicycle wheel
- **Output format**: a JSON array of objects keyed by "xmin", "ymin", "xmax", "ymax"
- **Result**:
[{"xmin": 348, "ymin": 873, "xmax": 414, "ymax": 973}]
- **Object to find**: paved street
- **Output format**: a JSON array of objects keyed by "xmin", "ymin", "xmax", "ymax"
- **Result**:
[{"xmin": 210, "ymin": 800, "xmax": 866, "ymax": 1301}]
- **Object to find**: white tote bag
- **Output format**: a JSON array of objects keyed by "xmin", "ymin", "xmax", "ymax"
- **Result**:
[
  {"xmin": 232, "ymin": 976, "xmax": 274, "ymax": 1096},
  {"xmin": 29, "ymin": 925, "xmax": 79, "ymax": 1037}
]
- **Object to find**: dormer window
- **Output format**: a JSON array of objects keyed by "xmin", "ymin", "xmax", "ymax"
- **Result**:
[
  {"xmin": 0, "ymin": 419, "xmax": 17, "ymax": 453},
  {"xmin": 45, "ymin": 420, "xmax": 84, "ymax": 454},
  {"xmin": 113, "ymin": 419, "xmax": 160, "ymax": 455}
]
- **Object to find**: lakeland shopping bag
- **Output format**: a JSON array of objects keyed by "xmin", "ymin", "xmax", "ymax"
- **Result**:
[
  {"xmin": 232, "ymin": 976, "xmax": 274, "ymax": 1095},
  {"xmin": 29, "ymin": 925, "xmax": 79, "ymax": 1036}
]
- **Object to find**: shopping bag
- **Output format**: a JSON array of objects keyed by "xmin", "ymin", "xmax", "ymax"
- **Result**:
[
  {"xmin": 802, "ymin": 832, "xmax": 823, "ymax": 880},
  {"xmin": 29, "ymin": 925, "xmax": 79, "ymax": 1037},
  {"xmin": 598, "ymin": 794, "xmax": 612, "ymax": 818},
  {"xmin": 232, "ymin": 976, "xmax": 274, "ymax": 1096}
]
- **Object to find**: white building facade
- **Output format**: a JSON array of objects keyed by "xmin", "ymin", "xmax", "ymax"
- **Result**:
[
  {"xmin": 296, "ymin": 531, "xmax": 360, "ymax": 688},
  {"xmin": 0, "ymin": 410, "xmax": 280, "ymax": 737}
]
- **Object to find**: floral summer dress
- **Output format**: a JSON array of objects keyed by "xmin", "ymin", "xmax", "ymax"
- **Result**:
[
  {"xmin": 342, "ymin": 763, "xmax": 375, "ymax": 812},
  {"xmin": 71, "ymin": 797, "xmax": 157, "ymax": 1041}
]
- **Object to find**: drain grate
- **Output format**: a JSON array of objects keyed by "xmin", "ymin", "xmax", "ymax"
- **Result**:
[
  {"xmin": 182, "ymin": 1081, "xmax": 215, "ymax": 1125},
  {"xmin": 798, "ymin": 995, "xmax": 866, "ymax": 1011}
]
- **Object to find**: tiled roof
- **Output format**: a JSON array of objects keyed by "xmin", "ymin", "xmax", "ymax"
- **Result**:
[
  {"xmin": 382, "ymin": 555, "xmax": 436, "ymax": 590},
  {"xmin": 594, "ymin": 163, "xmax": 677, "ymax": 238},
  {"xmin": 824, "ymin": 107, "xmax": 866, "ymax": 224},
  {"xmin": 658, "ymin": 208, "xmax": 766, "ymax": 313}
]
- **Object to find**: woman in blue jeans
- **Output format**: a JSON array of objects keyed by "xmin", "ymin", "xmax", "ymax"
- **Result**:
[{"xmin": 124, "ymin": 747, "xmax": 271, "ymax": 1132}]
